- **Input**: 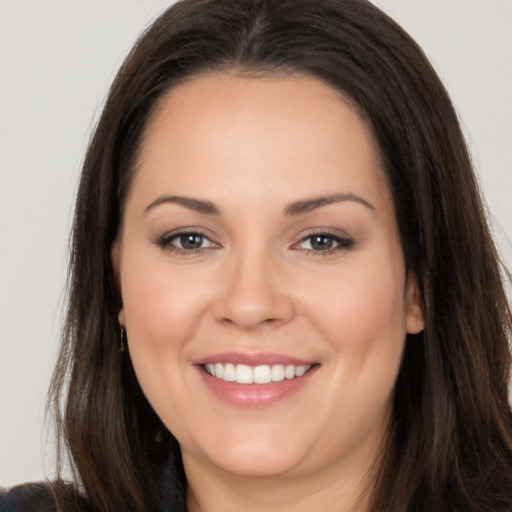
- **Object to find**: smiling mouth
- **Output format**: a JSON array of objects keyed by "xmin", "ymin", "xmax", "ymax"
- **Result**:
[{"xmin": 202, "ymin": 363, "xmax": 313, "ymax": 384}]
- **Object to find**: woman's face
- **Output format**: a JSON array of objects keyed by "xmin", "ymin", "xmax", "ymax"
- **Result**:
[{"xmin": 115, "ymin": 73, "xmax": 423, "ymax": 481}]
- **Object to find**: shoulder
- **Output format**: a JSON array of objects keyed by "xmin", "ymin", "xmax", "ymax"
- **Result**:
[{"xmin": 0, "ymin": 481, "xmax": 92, "ymax": 512}]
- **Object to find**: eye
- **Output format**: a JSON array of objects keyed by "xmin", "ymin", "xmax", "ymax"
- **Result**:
[
  {"xmin": 294, "ymin": 232, "xmax": 354, "ymax": 253},
  {"xmin": 157, "ymin": 231, "xmax": 218, "ymax": 253}
]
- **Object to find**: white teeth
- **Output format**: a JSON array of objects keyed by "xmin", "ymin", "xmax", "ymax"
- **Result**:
[
  {"xmin": 253, "ymin": 365, "xmax": 272, "ymax": 384},
  {"xmin": 204, "ymin": 363, "xmax": 312, "ymax": 384},
  {"xmin": 214, "ymin": 363, "xmax": 224, "ymax": 379},
  {"xmin": 285, "ymin": 365, "xmax": 295, "ymax": 379},
  {"xmin": 223, "ymin": 363, "xmax": 236, "ymax": 382},
  {"xmin": 295, "ymin": 365, "xmax": 308, "ymax": 377},
  {"xmin": 271, "ymin": 364, "xmax": 285, "ymax": 382},
  {"xmin": 236, "ymin": 364, "xmax": 253, "ymax": 384}
]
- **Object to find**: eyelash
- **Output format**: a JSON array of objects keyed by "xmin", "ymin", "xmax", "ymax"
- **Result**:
[
  {"xmin": 292, "ymin": 232, "xmax": 355, "ymax": 255},
  {"xmin": 156, "ymin": 230, "xmax": 218, "ymax": 255},
  {"xmin": 156, "ymin": 230, "xmax": 354, "ymax": 255}
]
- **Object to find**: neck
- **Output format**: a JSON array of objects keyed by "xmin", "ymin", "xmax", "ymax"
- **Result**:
[{"xmin": 184, "ymin": 450, "xmax": 381, "ymax": 512}]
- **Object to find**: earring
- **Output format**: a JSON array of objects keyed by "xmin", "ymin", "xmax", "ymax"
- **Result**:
[{"xmin": 119, "ymin": 325, "xmax": 126, "ymax": 354}]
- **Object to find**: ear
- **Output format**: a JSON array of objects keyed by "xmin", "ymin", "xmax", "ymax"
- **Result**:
[
  {"xmin": 111, "ymin": 243, "xmax": 126, "ymax": 327},
  {"xmin": 404, "ymin": 272, "xmax": 424, "ymax": 334}
]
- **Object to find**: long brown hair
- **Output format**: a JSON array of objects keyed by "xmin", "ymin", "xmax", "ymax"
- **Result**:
[{"xmin": 49, "ymin": 0, "xmax": 512, "ymax": 510}]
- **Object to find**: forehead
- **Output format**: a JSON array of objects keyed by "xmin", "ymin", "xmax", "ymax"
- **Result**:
[{"xmin": 130, "ymin": 72, "xmax": 390, "ymax": 210}]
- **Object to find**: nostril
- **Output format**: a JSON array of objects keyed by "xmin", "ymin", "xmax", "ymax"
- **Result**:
[
  {"xmin": 212, "ymin": 263, "xmax": 296, "ymax": 328},
  {"xmin": 219, "ymin": 314, "xmax": 282, "ymax": 329}
]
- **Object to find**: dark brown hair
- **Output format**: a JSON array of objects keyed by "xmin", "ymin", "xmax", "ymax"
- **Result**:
[{"xmin": 49, "ymin": 0, "xmax": 512, "ymax": 510}]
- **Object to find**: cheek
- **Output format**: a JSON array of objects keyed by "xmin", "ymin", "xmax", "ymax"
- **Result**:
[
  {"xmin": 309, "ymin": 259, "xmax": 405, "ymax": 335},
  {"xmin": 119, "ymin": 258, "xmax": 213, "ymax": 434},
  {"xmin": 119, "ymin": 255, "xmax": 215, "ymax": 410},
  {"xmin": 122, "ymin": 257, "xmax": 209, "ymax": 346},
  {"xmin": 300, "ymin": 253, "xmax": 407, "ymax": 387}
]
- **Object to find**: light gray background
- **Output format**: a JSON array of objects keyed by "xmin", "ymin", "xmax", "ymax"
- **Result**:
[{"xmin": 1, "ymin": 1, "xmax": 511, "ymax": 486}]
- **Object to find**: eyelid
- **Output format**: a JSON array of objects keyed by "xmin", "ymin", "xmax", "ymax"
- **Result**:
[
  {"xmin": 291, "ymin": 229, "xmax": 355, "ymax": 253},
  {"xmin": 153, "ymin": 227, "xmax": 354, "ymax": 255},
  {"xmin": 155, "ymin": 227, "xmax": 221, "ymax": 253}
]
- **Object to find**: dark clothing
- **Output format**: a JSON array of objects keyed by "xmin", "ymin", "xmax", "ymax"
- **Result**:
[
  {"xmin": 0, "ymin": 481, "xmax": 93, "ymax": 512},
  {"xmin": 1, "ymin": 461, "xmax": 185, "ymax": 512}
]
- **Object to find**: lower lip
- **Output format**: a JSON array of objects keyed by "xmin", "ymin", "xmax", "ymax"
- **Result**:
[{"xmin": 196, "ymin": 366, "xmax": 318, "ymax": 408}]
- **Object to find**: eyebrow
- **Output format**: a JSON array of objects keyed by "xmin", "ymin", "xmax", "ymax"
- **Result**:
[
  {"xmin": 144, "ymin": 192, "xmax": 375, "ymax": 217},
  {"xmin": 284, "ymin": 193, "xmax": 375, "ymax": 216},
  {"xmin": 144, "ymin": 195, "xmax": 219, "ymax": 215}
]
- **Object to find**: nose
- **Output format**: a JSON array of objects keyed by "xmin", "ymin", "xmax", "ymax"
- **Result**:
[{"xmin": 213, "ymin": 248, "xmax": 295, "ymax": 330}]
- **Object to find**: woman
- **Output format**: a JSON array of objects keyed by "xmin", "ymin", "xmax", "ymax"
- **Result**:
[{"xmin": 2, "ymin": 0, "xmax": 511, "ymax": 510}]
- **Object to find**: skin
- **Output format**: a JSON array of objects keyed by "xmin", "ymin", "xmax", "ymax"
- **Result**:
[{"xmin": 114, "ymin": 73, "xmax": 424, "ymax": 512}]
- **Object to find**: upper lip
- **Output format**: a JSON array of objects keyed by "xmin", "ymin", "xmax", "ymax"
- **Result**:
[{"xmin": 191, "ymin": 351, "xmax": 316, "ymax": 366}]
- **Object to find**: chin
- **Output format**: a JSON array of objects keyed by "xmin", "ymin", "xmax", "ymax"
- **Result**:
[
  {"xmin": 204, "ymin": 448, "xmax": 305, "ymax": 478},
  {"xmin": 181, "ymin": 426, "xmax": 311, "ymax": 479}
]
